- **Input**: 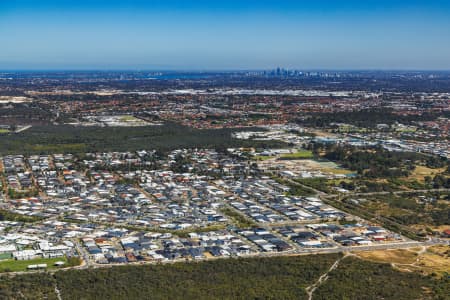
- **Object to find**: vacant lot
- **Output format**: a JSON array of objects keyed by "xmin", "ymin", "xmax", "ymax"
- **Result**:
[
  {"xmin": 408, "ymin": 166, "xmax": 447, "ymax": 182},
  {"xmin": 355, "ymin": 246, "xmax": 450, "ymax": 277}
]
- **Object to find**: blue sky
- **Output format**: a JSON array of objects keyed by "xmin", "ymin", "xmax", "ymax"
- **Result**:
[{"xmin": 1, "ymin": 1, "xmax": 450, "ymax": 70}]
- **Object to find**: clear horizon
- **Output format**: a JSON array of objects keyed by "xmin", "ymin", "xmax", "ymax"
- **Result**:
[
  {"xmin": 1, "ymin": 1, "xmax": 450, "ymax": 70},
  {"xmin": 2, "ymin": 68, "xmax": 450, "ymax": 72}
]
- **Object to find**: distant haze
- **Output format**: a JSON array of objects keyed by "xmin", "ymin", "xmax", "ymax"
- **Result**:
[{"xmin": 1, "ymin": 0, "xmax": 450, "ymax": 70}]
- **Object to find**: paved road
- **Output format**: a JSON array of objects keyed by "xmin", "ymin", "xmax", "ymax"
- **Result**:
[
  {"xmin": 281, "ymin": 177, "xmax": 328, "ymax": 197},
  {"xmin": 2, "ymin": 173, "xmax": 447, "ymax": 278},
  {"xmin": 1, "ymin": 237, "xmax": 447, "ymax": 278},
  {"xmin": 348, "ymin": 188, "xmax": 450, "ymax": 197},
  {"xmin": 74, "ymin": 240, "xmax": 91, "ymax": 269}
]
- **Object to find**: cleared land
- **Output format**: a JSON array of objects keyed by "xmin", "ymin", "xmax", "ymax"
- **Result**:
[
  {"xmin": 355, "ymin": 246, "xmax": 450, "ymax": 277},
  {"xmin": 258, "ymin": 158, "xmax": 352, "ymax": 178},
  {"xmin": 0, "ymin": 257, "xmax": 69, "ymax": 272},
  {"xmin": 280, "ymin": 150, "xmax": 314, "ymax": 159},
  {"xmin": 408, "ymin": 166, "xmax": 447, "ymax": 182}
]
